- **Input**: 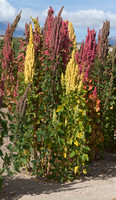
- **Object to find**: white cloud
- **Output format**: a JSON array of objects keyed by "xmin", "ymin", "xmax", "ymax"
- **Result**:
[
  {"xmin": 18, "ymin": 7, "xmax": 48, "ymax": 27},
  {"xmin": 0, "ymin": 2, "xmax": 116, "ymax": 34},
  {"xmin": 62, "ymin": 9, "xmax": 116, "ymax": 29},
  {"xmin": 0, "ymin": 0, "xmax": 16, "ymax": 21},
  {"xmin": 18, "ymin": 8, "xmax": 116, "ymax": 31}
]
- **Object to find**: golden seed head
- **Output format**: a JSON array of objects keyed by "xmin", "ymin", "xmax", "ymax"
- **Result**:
[{"xmin": 24, "ymin": 24, "xmax": 35, "ymax": 84}]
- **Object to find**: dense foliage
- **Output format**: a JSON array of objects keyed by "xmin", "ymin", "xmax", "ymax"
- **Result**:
[{"xmin": 0, "ymin": 6, "xmax": 115, "ymax": 187}]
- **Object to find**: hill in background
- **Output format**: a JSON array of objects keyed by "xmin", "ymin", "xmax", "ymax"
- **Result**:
[
  {"xmin": 109, "ymin": 37, "xmax": 116, "ymax": 46},
  {"xmin": 0, "ymin": 21, "xmax": 116, "ymax": 46},
  {"xmin": 0, "ymin": 21, "xmax": 24, "ymax": 37}
]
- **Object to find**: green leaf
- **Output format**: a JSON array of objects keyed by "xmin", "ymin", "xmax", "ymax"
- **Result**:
[
  {"xmin": 7, "ymin": 113, "xmax": 12, "ymax": 122},
  {"xmin": 0, "ymin": 150, "xmax": 3, "ymax": 157},
  {"xmin": 56, "ymin": 105, "xmax": 64, "ymax": 112},
  {"xmin": 9, "ymin": 135, "xmax": 14, "ymax": 142},
  {"xmin": 0, "ymin": 130, "xmax": 8, "ymax": 137},
  {"xmin": 20, "ymin": 49, "xmax": 25, "ymax": 53},
  {"xmin": 7, "ymin": 170, "xmax": 14, "ymax": 176},
  {"xmin": 0, "ymin": 120, "xmax": 7, "ymax": 131},
  {"xmin": 69, "ymin": 151, "xmax": 76, "ymax": 158},
  {"xmin": 82, "ymin": 154, "xmax": 89, "ymax": 162},
  {"xmin": 20, "ymin": 158, "xmax": 27, "ymax": 165},
  {"xmin": 8, "ymin": 143, "xmax": 14, "ymax": 151}
]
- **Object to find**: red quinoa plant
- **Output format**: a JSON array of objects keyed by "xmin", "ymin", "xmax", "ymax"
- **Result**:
[{"xmin": 0, "ymin": 6, "xmax": 115, "ymax": 184}]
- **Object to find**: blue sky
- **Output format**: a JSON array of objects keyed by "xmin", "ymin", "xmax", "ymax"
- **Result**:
[{"xmin": 0, "ymin": 0, "xmax": 116, "ymax": 42}]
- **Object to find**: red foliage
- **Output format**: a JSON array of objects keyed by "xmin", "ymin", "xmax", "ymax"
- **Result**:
[
  {"xmin": 25, "ymin": 22, "xmax": 30, "ymax": 42},
  {"xmin": 1, "ymin": 24, "xmax": 17, "ymax": 101},
  {"xmin": 0, "ymin": 80, "xmax": 4, "ymax": 108},
  {"xmin": 2, "ymin": 24, "xmax": 14, "ymax": 81},
  {"xmin": 43, "ymin": 6, "xmax": 71, "ymax": 71},
  {"xmin": 75, "ymin": 28, "xmax": 97, "ymax": 81},
  {"xmin": 43, "ymin": 6, "xmax": 54, "ymax": 56},
  {"xmin": 97, "ymin": 20, "xmax": 110, "ymax": 64}
]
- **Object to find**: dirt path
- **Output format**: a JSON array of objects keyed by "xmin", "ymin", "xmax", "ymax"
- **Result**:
[{"xmin": 0, "ymin": 152, "xmax": 116, "ymax": 200}]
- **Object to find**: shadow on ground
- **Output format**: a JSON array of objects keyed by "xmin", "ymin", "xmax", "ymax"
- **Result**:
[
  {"xmin": 0, "ymin": 152, "xmax": 116, "ymax": 200},
  {"xmin": 85, "ymin": 152, "xmax": 116, "ymax": 180}
]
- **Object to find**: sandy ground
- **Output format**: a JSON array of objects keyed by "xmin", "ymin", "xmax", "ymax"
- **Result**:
[{"xmin": 0, "ymin": 151, "xmax": 116, "ymax": 200}]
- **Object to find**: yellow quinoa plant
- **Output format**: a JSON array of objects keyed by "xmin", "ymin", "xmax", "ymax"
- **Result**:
[{"xmin": 24, "ymin": 24, "xmax": 35, "ymax": 84}]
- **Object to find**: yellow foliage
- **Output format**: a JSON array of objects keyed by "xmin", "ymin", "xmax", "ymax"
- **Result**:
[
  {"xmin": 74, "ymin": 140, "xmax": 79, "ymax": 146},
  {"xmin": 56, "ymin": 105, "xmax": 63, "ymax": 112},
  {"xmin": 63, "ymin": 152, "xmax": 67, "ymax": 158},
  {"xmin": 68, "ymin": 22, "xmax": 76, "ymax": 47},
  {"xmin": 30, "ymin": 16, "xmax": 42, "ymax": 36},
  {"xmin": 83, "ymin": 169, "xmax": 87, "ymax": 174},
  {"xmin": 65, "ymin": 118, "xmax": 68, "ymax": 126},
  {"xmin": 64, "ymin": 22, "xmax": 83, "ymax": 94},
  {"xmin": 69, "ymin": 137, "xmax": 73, "ymax": 145},
  {"xmin": 24, "ymin": 24, "xmax": 35, "ymax": 84},
  {"xmin": 77, "ymin": 132, "xmax": 82, "ymax": 139},
  {"xmin": 61, "ymin": 73, "xmax": 65, "ymax": 89},
  {"xmin": 24, "ymin": 150, "xmax": 29, "ymax": 155},
  {"xmin": 74, "ymin": 166, "xmax": 79, "ymax": 174},
  {"xmin": 78, "ymin": 80, "xmax": 83, "ymax": 91},
  {"xmin": 63, "ymin": 146, "xmax": 67, "ymax": 158},
  {"xmin": 52, "ymin": 109, "xmax": 57, "ymax": 124},
  {"xmin": 65, "ymin": 50, "xmax": 79, "ymax": 94}
]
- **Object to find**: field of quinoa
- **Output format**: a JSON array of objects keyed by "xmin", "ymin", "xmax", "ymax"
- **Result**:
[{"xmin": 0, "ymin": 6, "xmax": 116, "ymax": 199}]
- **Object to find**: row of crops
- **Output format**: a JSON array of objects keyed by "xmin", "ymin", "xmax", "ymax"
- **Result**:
[{"xmin": 0, "ymin": 6, "xmax": 116, "ymax": 186}]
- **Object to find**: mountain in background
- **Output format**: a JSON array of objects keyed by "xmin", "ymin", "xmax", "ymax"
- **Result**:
[
  {"xmin": 109, "ymin": 37, "xmax": 116, "ymax": 46},
  {"xmin": 0, "ymin": 21, "xmax": 116, "ymax": 45},
  {"xmin": 0, "ymin": 21, "xmax": 24, "ymax": 37}
]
